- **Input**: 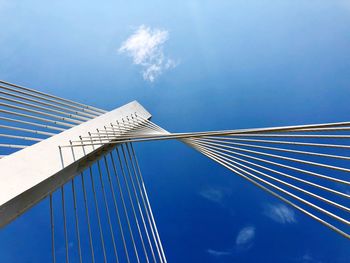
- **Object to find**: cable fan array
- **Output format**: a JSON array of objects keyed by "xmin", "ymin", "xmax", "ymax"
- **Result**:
[
  {"xmin": 49, "ymin": 114, "xmax": 168, "ymax": 263},
  {"xmin": 50, "ymin": 143, "xmax": 167, "ymax": 263},
  {"xmin": 0, "ymin": 81, "xmax": 168, "ymax": 262},
  {"xmin": 1, "ymin": 79, "xmax": 350, "ymax": 263},
  {"xmin": 0, "ymin": 80, "xmax": 106, "ymax": 158},
  {"xmin": 66, "ymin": 117, "xmax": 350, "ymax": 239}
]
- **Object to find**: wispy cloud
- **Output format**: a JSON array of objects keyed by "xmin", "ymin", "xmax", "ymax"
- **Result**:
[
  {"xmin": 207, "ymin": 225, "xmax": 255, "ymax": 258},
  {"xmin": 264, "ymin": 203, "xmax": 296, "ymax": 224},
  {"xmin": 199, "ymin": 188, "xmax": 224, "ymax": 204},
  {"xmin": 206, "ymin": 249, "xmax": 231, "ymax": 257},
  {"xmin": 119, "ymin": 25, "xmax": 177, "ymax": 82},
  {"xmin": 236, "ymin": 226, "xmax": 255, "ymax": 247},
  {"xmin": 301, "ymin": 253, "xmax": 315, "ymax": 262},
  {"xmin": 198, "ymin": 186, "xmax": 232, "ymax": 205},
  {"xmin": 291, "ymin": 252, "xmax": 324, "ymax": 263}
]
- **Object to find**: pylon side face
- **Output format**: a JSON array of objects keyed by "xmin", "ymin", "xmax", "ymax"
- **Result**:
[{"xmin": 0, "ymin": 100, "xmax": 151, "ymax": 227}]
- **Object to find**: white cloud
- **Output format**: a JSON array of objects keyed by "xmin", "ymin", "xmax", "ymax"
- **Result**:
[
  {"xmin": 301, "ymin": 253, "xmax": 314, "ymax": 262},
  {"xmin": 206, "ymin": 249, "xmax": 231, "ymax": 257},
  {"xmin": 199, "ymin": 186, "xmax": 232, "ymax": 205},
  {"xmin": 294, "ymin": 252, "xmax": 323, "ymax": 263},
  {"xmin": 236, "ymin": 226, "xmax": 255, "ymax": 247},
  {"xmin": 119, "ymin": 25, "xmax": 177, "ymax": 82},
  {"xmin": 264, "ymin": 203, "xmax": 296, "ymax": 224},
  {"xmin": 199, "ymin": 188, "xmax": 225, "ymax": 204},
  {"xmin": 207, "ymin": 225, "xmax": 255, "ymax": 257}
]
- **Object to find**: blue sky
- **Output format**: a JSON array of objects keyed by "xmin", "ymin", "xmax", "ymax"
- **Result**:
[{"xmin": 1, "ymin": 0, "xmax": 350, "ymax": 262}]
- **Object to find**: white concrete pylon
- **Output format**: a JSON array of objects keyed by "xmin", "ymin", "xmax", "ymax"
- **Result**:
[{"xmin": 0, "ymin": 100, "xmax": 151, "ymax": 227}]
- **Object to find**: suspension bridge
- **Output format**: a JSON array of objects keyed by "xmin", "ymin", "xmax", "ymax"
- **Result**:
[{"xmin": 0, "ymin": 80, "xmax": 349, "ymax": 262}]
